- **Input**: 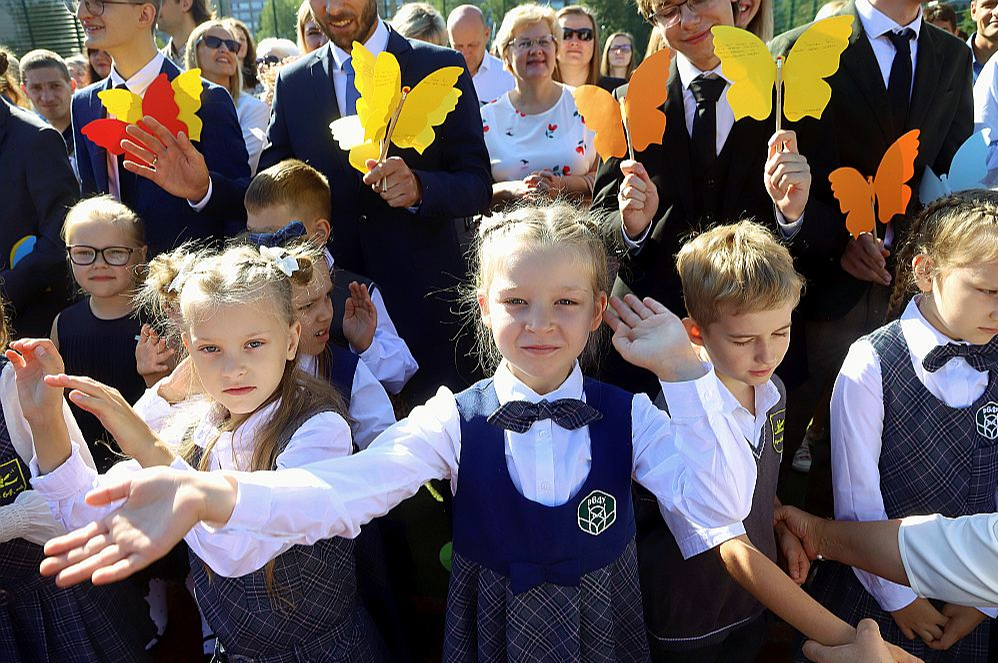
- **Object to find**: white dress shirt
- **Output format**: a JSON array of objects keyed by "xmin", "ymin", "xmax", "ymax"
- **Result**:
[
  {"xmin": 106, "ymin": 53, "xmax": 213, "ymax": 210},
  {"xmin": 329, "ymin": 20, "xmax": 390, "ymax": 116},
  {"xmin": 472, "ymin": 52, "xmax": 515, "ymax": 106},
  {"xmin": 30, "ymin": 400, "xmax": 355, "ymax": 577},
  {"xmin": 206, "ymin": 361, "xmax": 757, "ymax": 563},
  {"xmin": 0, "ymin": 363, "xmax": 93, "ymax": 546},
  {"xmin": 972, "ymin": 56, "xmax": 998, "ymax": 173},
  {"xmin": 900, "ymin": 513, "xmax": 998, "ymax": 607},
  {"xmin": 855, "ymin": 0, "xmax": 921, "ymax": 94},
  {"xmin": 235, "ymin": 93, "xmax": 271, "ymax": 176},
  {"xmin": 831, "ymin": 297, "xmax": 996, "ymax": 616},
  {"xmin": 323, "ymin": 248, "xmax": 419, "ymax": 393}
]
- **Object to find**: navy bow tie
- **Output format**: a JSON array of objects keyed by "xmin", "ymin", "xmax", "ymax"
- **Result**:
[
  {"xmin": 247, "ymin": 220, "xmax": 307, "ymax": 248},
  {"xmin": 487, "ymin": 398, "xmax": 602, "ymax": 434},
  {"xmin": 923, "ymin": 342, "xmax": 998, "ymax": 373}
]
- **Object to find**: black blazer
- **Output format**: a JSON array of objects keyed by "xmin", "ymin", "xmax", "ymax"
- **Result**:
[
  {"xmin": 591, "ymin": 65, "xmax": 838, "ymax": 393},
  {"xmin": 0, "ymin": 99, "xmax": 75, "ymax": 337},
  {"xmin": 771, "ymin": 1, "xmax": 974, "ymax": 319},
  {"xmin": 260, "ymin": 27, "xmax": 492, "ymax": 399},
  {"xmin": 72, "ymin": 58, "xmax": 251, "ymax": 255}
]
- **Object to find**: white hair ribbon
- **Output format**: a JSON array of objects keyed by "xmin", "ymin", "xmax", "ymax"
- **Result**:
[{"xmin": 259, "ymin": 245, "xmax": 299, "ymax": 277}]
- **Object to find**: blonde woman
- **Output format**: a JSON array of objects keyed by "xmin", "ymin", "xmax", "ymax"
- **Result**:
[
  {"xmin": 185, "ymin": 20, "xmax": 269, "ymax": 175},
  {"xmin": 391, "ymin": 2, "xmax": 448, "ymax": 46},
  {"xmin": 601, "ymin": 31, "xmax": 638, "ymax": 81},
  {"xmin": 554, "ymin": 5, "xmax": 622, "ymax": 91},
  {"xmin": 482, "ymin": 4, "xmax": 597, "ymax": 207},
  {"xmin": 296, "ymin": 0, "xmax": 328, "ymax": 54}
]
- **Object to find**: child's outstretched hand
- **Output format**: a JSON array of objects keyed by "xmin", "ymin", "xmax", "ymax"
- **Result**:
[
  {"xmin": 342, "ymin": 282, "xmax": 377, "ymax": 353},
  {"xmin": 43, "ymin": 374, "xmax": 174, "ymax": 468},
  {"xmin": 135, "ymin": 325, "xmax": 175, "ymax": 387},
  {"xmin": 6, "ymin": 338, "xmax": 66, "ymax": 425},
  {"xmin": 604, "ymin": 294, "xmax": 705, "ymax": 382},
  {"xmin": 40, "ymin": 466, "xmax": 238, "ymax": 586}
]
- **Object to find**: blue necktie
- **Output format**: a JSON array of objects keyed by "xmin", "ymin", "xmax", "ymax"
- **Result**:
[{"xmin": 343, "ymin": 57, "xmax": 360, "ymax": 116}]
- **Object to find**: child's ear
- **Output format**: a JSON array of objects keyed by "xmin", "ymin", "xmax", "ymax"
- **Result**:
[
  {"xmin": 590, "ymin": 291, "xmax": 608, "ymax": 331},
  {"xmin": 287, "ymin": 321, "xmax": 302, "ymax": 360},
  {"xmin": 181, "ymin": 332, "xmax": 192, "ymax": 354},
  {"xmin": 683, "ymin": 317, "xmax": 705, "ymax": 347},
  {"xmin": 913, "ymin": 254, "xmax": 935, "ymax": 293},
  {"xmin": 477, "ymin": 289, "xmax": 492, "ymax": 328},
  {"xmin": 312, "ymin": 218, "xmax": 331, "ymax": 245},
  {"xmin": 138, "ymin": 244, "xmax": 148, "ymax": 262}
]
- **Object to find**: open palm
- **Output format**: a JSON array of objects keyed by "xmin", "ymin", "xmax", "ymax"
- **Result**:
[
  {"xmin": 604, "ymin": 295, "xmax": 700, "ymax": 381},
  {"xmin": 6, "ymin": 339, "xmax": 66, "ymax": 423}
]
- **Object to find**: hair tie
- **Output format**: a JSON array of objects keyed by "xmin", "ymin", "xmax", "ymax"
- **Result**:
[
  {"xmin": 168, "ymin": 265, "xmax": 192, "ymax": 293},
  {"xmin": 259, "ymin": 245, "xmax": 299, "ymax": 277}
]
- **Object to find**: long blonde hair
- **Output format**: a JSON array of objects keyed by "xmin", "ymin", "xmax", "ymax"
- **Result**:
[{"xmin": 185, "ymin": 20, "xmax": 243, "ymax": 102}]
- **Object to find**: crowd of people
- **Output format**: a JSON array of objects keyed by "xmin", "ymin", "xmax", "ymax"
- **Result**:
[{"xmin": 2, "ymin": 0, "xmax": 998, "ymax": 662}]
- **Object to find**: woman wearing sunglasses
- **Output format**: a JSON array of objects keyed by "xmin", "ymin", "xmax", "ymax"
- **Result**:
[
  {"xmin": 554, "ymin": 5, "xmax": 624, "ymax": 92},
  {"xmin": 185, "ymin": 20, "xmax": 269, "ymax": 175}
]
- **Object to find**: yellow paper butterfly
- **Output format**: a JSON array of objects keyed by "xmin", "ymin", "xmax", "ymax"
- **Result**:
[
  {"xmin": 330, "ymin": 43, "xmax": 463, "ymax": 172},
  {"xmin": 711, "ymin": 15, "xmax": 853, "ymax": 122},
  {"xmin": 97, "ymin": 68, "xmax": 204, "ymax": 140}
]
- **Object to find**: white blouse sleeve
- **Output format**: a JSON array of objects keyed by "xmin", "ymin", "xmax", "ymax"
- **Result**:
[
  {"xmin": 831, "ymin": 339, "xmax": 919, "ymax": 613},
  {"xmin": 347, "ymin": 359, "xmax": 397, "ymax": 450}
]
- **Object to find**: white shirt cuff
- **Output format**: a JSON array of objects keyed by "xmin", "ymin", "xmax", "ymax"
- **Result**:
[
  {"xmin": 658, "ymin": 365, "xmax": 724, "ymax": 419},
  {"xmin": 217, "ymin": 475, "xmax": 272, "ymax": 533},
  {"xmin": 775, "ymin": 206, "xmax": 803, "ymax": 239},
  {"xmin": 29, "ymin": 443, "xmax": 97, "ymax": 500},
  {"xmin": 188, "ymin": 177, "xmax": 213, "ymax": 211},
  {"xmin": 621, "ymin": 221, "xmax": 652, "ymax": 252}
]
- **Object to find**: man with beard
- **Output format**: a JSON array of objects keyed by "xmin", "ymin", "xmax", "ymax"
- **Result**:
[{"xmin": 259, "ymin": 0, "xmax": 491, "ymax": 404}]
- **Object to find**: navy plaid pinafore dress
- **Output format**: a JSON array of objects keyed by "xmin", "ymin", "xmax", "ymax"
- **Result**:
[
  {"xmin": 806, "ymin": 321, "xmax": 998, "ymax": 662},
  {"xmin": 190, "ymin": 412, "xmax": 386, "ymax": 663},
  {"xmin": 0, "ymin": 396, "xmax": 153, "ymax": 662},
  {"xmin": 444, "ymin": 377, "xmax": 650, "ymax": 663}
]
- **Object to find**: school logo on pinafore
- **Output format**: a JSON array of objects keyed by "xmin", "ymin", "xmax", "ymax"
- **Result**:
[
  {"xmin": 976, "ymin": 402, "xmax": 998, "ymax": 440},
  {"xmin": 0, "ymin": 458, "xmax": 27, "ymax": 504},
  {"xmin": 770, "ymin": 409, "xmax": 786, "ymax": 454},
  {"xmin": 578, "ymin": 490, "xmax": 616, "ymax": 536}
]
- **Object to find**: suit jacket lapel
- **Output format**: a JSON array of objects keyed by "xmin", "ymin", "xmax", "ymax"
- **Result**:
[
  {"xmin": 88, "ymin": 78, "xmax": 113, "ymax": 193},
  {"xmin": 314, "ymin": 44, "xmax": 341, "ymax": 121},
  {"xmin": 907, "ymin": 25, "xmax": 940, "ymax": 132},
  {"xmin": 839, "ymin": 2, "xmax": 895, "ymax": 140}
]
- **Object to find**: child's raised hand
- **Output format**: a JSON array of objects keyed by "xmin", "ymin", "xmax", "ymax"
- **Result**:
[
  {"xmin": 764, "ymin": 130, "xmax": 810, "ymax": 223},
  {"xmin": 135, "ymin": 325, "xmax": 175, "ymax": 381},
  {"xmin": 890, "ymin": 597, "xmax": 948, "ymax": 645},
  {"xmin": 930, "ymin": 604, "xmax": 986, "ymax": 651},
  {"xmin": 617, "ymin": 160, "xmax": 659, "ymax": 240},
  {"xmin": 604, "ymin": 294, "xmax": 705, "ymax": 382},
  {"xmin": 41, "ymin": 466, "xmax": 237, "ymax": 586},
  {"xmin": 6, "ymin": 339, "xmax": 67, "ymax": 425},
  {"xmin": 42, "ymin": 374, "xmax": 174, "ymax": 467},
  {"xmin": 342, "ymin": 282, "xmax": 377, "ymax": 353}
]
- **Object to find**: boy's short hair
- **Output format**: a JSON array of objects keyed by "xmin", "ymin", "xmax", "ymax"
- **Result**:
[
  {"xmin": 19, "ymin": 49, "xmax": 70, "ymax": 82},
  {"xmin": 924, "ymin": 1, "xmax": 958, "ymax": 28},
  {"xmin": 244, "ymin": 159, "xmax": 331, "ymax": 222},
  {"xmin": 677, "ymin": 220, "xmax": 804, "ymax": 327}
]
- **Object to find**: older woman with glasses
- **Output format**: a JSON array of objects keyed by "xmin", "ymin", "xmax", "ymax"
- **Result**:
[
  {"xmin": 185, "ymin": 20, "xmax": 270, "ymax": 175},
  {"xmin": 481, "ymin": 3, "xmax": 597, "ymax": 208},
  {"xmin": 554, "ymin": 5, "xmax": 624, "ymax": 92}
]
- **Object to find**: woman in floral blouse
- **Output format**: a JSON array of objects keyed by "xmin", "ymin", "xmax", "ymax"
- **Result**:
[{"xmin": 481, "ymin": 3, "xmax": 596, "ymax": 210}]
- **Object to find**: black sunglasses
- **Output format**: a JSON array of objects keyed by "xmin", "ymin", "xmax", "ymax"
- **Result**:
[
  {"xmin": 199, "ymin": 35, "xmax": 241, "ymax": 53},
  {"xmin": 562, "ymin": 27, "xmax": 594, "ymax": 42}
]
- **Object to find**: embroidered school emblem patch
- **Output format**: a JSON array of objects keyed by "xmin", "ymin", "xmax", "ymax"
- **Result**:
[
  {"xmin": 770, "ymin": 409, "xmax": 786, "ymax": 454},
  {"xmin": 976, "ymin": 402, "xmax": 998, "ymax": 440},
  {"xmin": 578, "ymin": 490, "xmax": 616, "ymax": 536},
  {"xmin": 0, "ymin": 457, "xmax": 27, "ymax": 506}
]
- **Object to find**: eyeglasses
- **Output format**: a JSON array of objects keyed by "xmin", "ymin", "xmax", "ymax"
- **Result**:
[
  {"xmin": 199, "ymin": 35, "xmax": 241, "ymax": 53},
  {"xmin": 510, "ymin": 35, "xmax": 558, "ymax": 52},
  {"xmin": 648, "ymin": 0, "xmax": 720, "ymax": 28},
  {"xmin": 68, "ymin": 245, "xmax": 137, "ymax": 266},
  {"xmin": 610, "ymin": 44, "xmax": 633, "ymax": 53},
  {"xmin": 256, "ymin": 54, "xmax": 281, "ymax": 66},
  {"xmin": 562, "ymin": 27, "xmax": 594, "ymax": 42},
  {"xmin": 64, "ymin": 0, "xmax": 141, "ymax": 17}
]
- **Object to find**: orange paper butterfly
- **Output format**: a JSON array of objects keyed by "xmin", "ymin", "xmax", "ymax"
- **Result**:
[
  {"xmin": 572, "ymin": 48, "xmax": 672, "ymax": 160},
  {"xmin": 81, "ymin": 69, "xmax": 204, "ymax": 159},
  {"xmin": 829, "ymin": 129, "xmax": 920, "ymax": 239}
]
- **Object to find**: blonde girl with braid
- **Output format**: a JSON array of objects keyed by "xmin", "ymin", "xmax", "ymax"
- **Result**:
[{"xmin": 11, "ymin": 242, "xmax": 388, "ymax": 663}]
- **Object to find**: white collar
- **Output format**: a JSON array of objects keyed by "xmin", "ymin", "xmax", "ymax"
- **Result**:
[
  {"xmin": 900, "ymin": 296, "xmax": 971, "ymax": 363},
  {"xmin": 493, "ymin": 360, "xmax": 585, "ymax": 405},
  {"xmin": 717, "ymin": 372, "xmax": 781, "ymax": 422},
  {"xmin": 478, "ymin": 51, "xmax": 500, "ymax": 74},
  {"xmin": 109, "ymin": 52, "xmax": 167, "ymax": 95},
  {"xmin": 855, "ymin": 0, "xmax": 922, "ymax": 39},
  {"xmin": 191, "ymin": 399, "xmax": 281, "ymax": 464},
  {"xmin": 323, "ymin": 247, "xmax": 335, "ymax": 269},
  {"xmin": 330, "ymin": 19, "xmax": 390, "ymax": 70},
  {"xmin": 676, "ymin": 54, "xmax": 729, "ymax": 90}
]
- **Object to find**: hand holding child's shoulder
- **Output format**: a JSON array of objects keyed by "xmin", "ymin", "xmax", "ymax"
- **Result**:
[{"xmin": 604, "ymin": 294, "xmax": 705, "ymax": 382}]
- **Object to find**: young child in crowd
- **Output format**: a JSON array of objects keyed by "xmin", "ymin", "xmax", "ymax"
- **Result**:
[
  {"xmin": 52, "ymin": 196, "xmax": 148, "ymax": 473},
  {"xmin": 807, "ymin": 191, "xmax": 998, "ymax": 661},
  {"xmin": 244, "ymin": 159, "xmax": 418, "ymax": 396},
  {"xmin": 18, "ymin": 242, "xmax": 387, "ymax": 661},
  {"xmin": 0, "ymin": 297, "xmax": 154, "ymax": 662},
  {"xmin": 26, "ymin": 202, "xmax": 911, "ymax": 662}
]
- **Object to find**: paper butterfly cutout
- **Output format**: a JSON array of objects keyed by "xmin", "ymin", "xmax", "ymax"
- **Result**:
[
  {"xmin": 329, "ymin": 42, "xmax": 463, "ymax": 173},
  {"xmin": 918, "ymin": 130, "xmax": 988, "ymax": 205},
  {"xmin": 712, "ymin": 15, "xmax": 853, "ymax": 122},
  {"xmin": 571, "ymin": 48, "xmax": 672, "ymax": 160},
  {"xmin": 81, "ymin": 69, "xmax": 204, "ymax": 157},
  {"xmin": 830, "ymin": 129, "xmax": 920, "ymax": 239}
]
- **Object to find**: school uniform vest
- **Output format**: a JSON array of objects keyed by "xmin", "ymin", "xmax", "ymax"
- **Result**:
[
  {"xmin": 635, "ymin": 378, "xmax": 786, "ymax": 652},
  {"xmin": 693, "ymin": 142, "xmax": 734, "ymax": 222},
  {"xmin": 330, "ymin": 267, "xmax": 376, "ymax": 352},
  {"xmin": 0, "ymin": 395, "xmax": 153, "ymax": 662},
  {"xmin": 807, "ymin": 321, "xmax": 998, "ymax": 663},
  {"xmin": 321, "ymin": 345, "xmax": 360, "ymax": 409},
  {"xmin": 190, "ymin": 412, "xmax": 384, "ymax": 663},
  {"xmin": 443, "ymin": 377, "xmax": 650, "ymax": 663}
]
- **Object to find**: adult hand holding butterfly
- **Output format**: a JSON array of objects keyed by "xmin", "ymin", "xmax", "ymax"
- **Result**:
[{"xmin": 764, "ymin": 130, "xmax": 811, "ymax": 223}]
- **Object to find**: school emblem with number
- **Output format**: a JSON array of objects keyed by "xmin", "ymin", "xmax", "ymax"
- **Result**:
[
  {"xmin": 770, "ymin": 409, "xmax": 786, "ymax": 455},
  {"xmin": 977, "ymin": 402, "xmax": 998, "ymax": 440},
  {"xmin": 0, "ymin": 457, "xmax": 27, "ymax": 505},
  {"xmin": 578, "ymin": 490, "xmax": 616, "ymax": 536}
]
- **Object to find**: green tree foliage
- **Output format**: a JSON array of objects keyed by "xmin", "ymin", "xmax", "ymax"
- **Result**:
[
  {"xmin": 256, "ymin": 0, "xmax": 301, "ymax": 41},
  {"xmin": 773, "ymin": 0, "xmax": 826, "ymax": 34}
]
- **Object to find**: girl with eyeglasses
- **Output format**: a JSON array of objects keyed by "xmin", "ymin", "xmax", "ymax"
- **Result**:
[
  {"xmin": 185, "ymin": 20, "xmax": 270, "ymax": 176},
  {"xmin": 600, "ymin": 31, "xmax": 639, "ymax": 81},
  {"xmin": 554, "ymin": 5, "xmax": 624, "ymax": 92}
]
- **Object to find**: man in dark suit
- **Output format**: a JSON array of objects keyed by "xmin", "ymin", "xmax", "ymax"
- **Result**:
[
  {"xmin": 259, "ymin": 0, "xmax": 491, "ymax": 402},
  {"xmin": 0, "ymin": 54, "xmax": 76, "ymax": 338},
  {"xmin": 70, "ymin": 0, "xmax": 249, "ymax": 256}
]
